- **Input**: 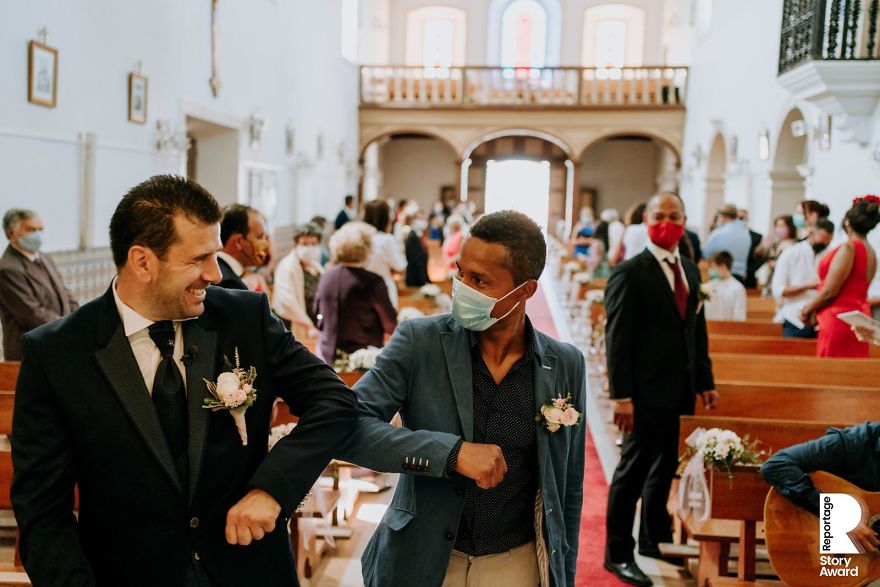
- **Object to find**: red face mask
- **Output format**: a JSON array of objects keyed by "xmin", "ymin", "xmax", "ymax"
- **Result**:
[{"xmin": 647, "ymin": 221, "xmax": 685, "ymax": 250}]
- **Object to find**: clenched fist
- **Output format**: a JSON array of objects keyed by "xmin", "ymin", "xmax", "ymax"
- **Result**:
[
  {"xmin": 455, "ymin": 442, "xmax": 507, "ymax": 489},
  {"xmin": 225, "ymin": 488, "xmax": 282, "ymax": 546}
]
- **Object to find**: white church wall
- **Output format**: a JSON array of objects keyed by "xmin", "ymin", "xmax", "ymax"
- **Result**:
[{"xmin": 0, "ymin": 0, "xmax": 359, "ymax": 252}]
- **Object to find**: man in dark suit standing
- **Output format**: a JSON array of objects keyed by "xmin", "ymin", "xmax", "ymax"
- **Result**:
[
  {"xmin": 334, "ymin": 195, "xmax": 356, "ymax": 231},
  {"xmin": 0, "ymin": 209, "xmax": 78, "ymax": 360},
  {"xmin": 11, "ymin": 175, "xmax": 358, "ymax": 586},
  {"xmin": 216, "ymin": 204, "xmax": 270, "ymax": 290},
  {"xmin": 738, "ymin": 208, "xmax": 763, "ymax": 289},
  {"xmin": 603, "ymin": 193, "xmax": 718, "ymax": 586}
]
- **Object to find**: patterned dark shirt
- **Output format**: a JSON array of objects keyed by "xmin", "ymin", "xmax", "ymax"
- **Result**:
[{"xmin": 453, "ymin": 320, "xmax": 539, "ymax": 556}]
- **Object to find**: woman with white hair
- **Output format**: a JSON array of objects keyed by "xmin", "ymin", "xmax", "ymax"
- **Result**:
[{"xmin": 314, "ymin": 221, "xmax": 397, "ymax": 365}]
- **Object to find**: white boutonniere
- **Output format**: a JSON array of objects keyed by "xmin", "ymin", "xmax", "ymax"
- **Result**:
[
  {"xmin": 417, "ymin": 283, "xmax": 441, "ymax": 299},
  {"xmin": 203, "ymin": 348, "xmax": 257, "ymax": 446},
  {"xmin": 697, "ymin": 282, "xmax": 714, "ymax": 314},
  {"xmin": 537, "ymin": 395, "xmax": 581, "ymax": 433}
]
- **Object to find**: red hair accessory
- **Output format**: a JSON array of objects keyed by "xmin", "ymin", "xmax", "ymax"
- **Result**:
[{"xmin": 853, "ymin": 195, "xmax": 880, "ymax": 206}]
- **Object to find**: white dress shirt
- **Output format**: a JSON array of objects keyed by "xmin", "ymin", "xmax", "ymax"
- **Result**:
[
  {"xmin": 770, "ymin": 240, "xmax": 827, "ymax": 323},
  {"xmin": 112, "ymin": 279, "xmax": 186, "ymax": 394},
  {"xmin": 646, "ymin": 240, "xmax": 690, "ymax": 293},
  {"xmin": 704, "ymin": 277, "xmax": 747, "ymax": 321},
  {"xmin": 216, "ymin": 251, "xmax": 244, "ymax": 277}
]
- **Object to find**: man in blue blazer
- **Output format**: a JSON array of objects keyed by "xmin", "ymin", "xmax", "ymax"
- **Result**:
[{"xmin": 340, "ymin": 210, "xmax": 586, "ymax": 587}]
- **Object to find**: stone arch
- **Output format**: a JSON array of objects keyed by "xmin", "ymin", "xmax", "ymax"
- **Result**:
[{"xmin": 770, "ymin": 107, "xmax": 808, "ymax": 224}]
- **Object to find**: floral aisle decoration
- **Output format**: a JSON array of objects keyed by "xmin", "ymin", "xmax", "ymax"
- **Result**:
[
  {"xmin": 333, "ymin": 346, "xmax": 382, "ymax": 373},
  {"xmin": 677, "ymin": 427, "xmax": 764, "ymax": 521},
  {"xmin": 417, "ymin": 284, "xmax": 441, "ymax": 299},
  {"xmin": 397, "ymin": 306, "xmax": 425, "ymax": 323}
]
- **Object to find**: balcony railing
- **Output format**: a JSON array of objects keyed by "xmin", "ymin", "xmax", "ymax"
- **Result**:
[
  {"xmin": 360, "ymin": 66, "xmax": 688, "ymax": 108},
  {"xmin": 779, "ymin": 0, "xmax": 880, "ymax": 74}
]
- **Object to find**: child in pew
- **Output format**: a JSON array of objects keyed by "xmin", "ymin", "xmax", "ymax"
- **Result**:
[{"xmin": 703, "ymin": 251, "xmax": 747, "ymax": 321}]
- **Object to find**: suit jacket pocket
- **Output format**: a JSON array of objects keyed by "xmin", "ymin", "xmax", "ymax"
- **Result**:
[{"xmin": 383, "ymin": 507, "xmax": 414, "ymax": 531}]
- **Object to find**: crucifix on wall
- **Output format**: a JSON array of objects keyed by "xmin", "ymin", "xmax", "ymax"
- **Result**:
[{"xmin": 209, "ymin": 0, "xmax": 221, "ymax": 97}]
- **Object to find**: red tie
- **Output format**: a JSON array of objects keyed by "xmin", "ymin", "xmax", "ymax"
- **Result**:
[{"xmin": 664, "ymin": 258, "xmax": 688, "ymax": 319}]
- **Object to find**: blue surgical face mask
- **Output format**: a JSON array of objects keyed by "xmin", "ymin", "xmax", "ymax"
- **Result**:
[
  {"xmin": 792, "ymin": 213, "xmax": 806, "ymax": 228},
  {"xmin": 708, "ymin": 268, "xmax": 721, "ymax": 280},
  {"xmin": 451, "ymin": 277, "xmax": 525, "ymax": 332},
  {"xmin": 18, "ymin": 231, "xmax": 43, "ymax": 253}
]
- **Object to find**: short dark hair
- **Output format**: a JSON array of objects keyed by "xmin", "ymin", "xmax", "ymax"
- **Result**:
[
  {"xmin": 2, "ymin": 208, "xmax": 37, "ymax": 238},
  {"xmin": 363, "ymin": 200, "xmax": 391, "ymax": 233},
  {"xmin": 774, "ymin": 215, "xmax": 797, "ymax": 240},
  {"xmin": 109, "ymin": 175, "xmax": 222, "ymax": 268},
  {"xmin": 845, "ymin": 199, "xmax": 880, "ymax": 235},
  {"xmin": 711, "ymin": 251, "xmax": 733, "ymax": 270},
  {"xmin": 309, "ymin": 215, "xmax": 327, "ymax": 228},
  {"xmin": 815, "ymin": 218, "xmax": 835, "ymax": 234},
  {"xmin": 220, "ymin": 204, "xmax": 256, "ymax": 245},
  {"xmin": 344, "ymin": 195, "xmax": 354, "ymax": 206},
  {"xmin": 802, "ymin": 200, "xmax": 830, "ymax": 219},
  {"xmin": 293, "ymin": 223, "xmax": 323, "ymax": 244},
  {"xmin": 468, "ymin": 210, "xmax": 546, "ymax": 283}
]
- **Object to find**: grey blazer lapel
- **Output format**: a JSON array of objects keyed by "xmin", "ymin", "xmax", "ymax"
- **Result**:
[
  {"xmin": 441, "ymin": 321, "xmax": 474, "ymax": 441},
  {"xmin": 183, "ymin": 321, "xmax": 218, "ymax": 504},
  {"xmin": 534, "ymin": 351, "xmax": 558, "ymax": 484},
  {"xmin": 95, "ymin": 324, "xmax": 183, "ymax": 495}
]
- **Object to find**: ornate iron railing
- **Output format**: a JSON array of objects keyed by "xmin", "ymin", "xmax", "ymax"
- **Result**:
[{"xmin": 779, "ymin": 0, "xmax": 880, "ymax": 74}]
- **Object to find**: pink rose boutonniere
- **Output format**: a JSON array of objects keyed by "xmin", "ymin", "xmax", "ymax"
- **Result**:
[
  {"xmin": 203, "ymin": 348, "xmax": 257, "ymax": 445},
  {"xmin": 537, "ymin": 395, "xmax": 581, "ymax": 433}
]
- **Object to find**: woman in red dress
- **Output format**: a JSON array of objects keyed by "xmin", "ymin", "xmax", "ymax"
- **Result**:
[{"xmin": 801, "ymin": 196, "xmax": 880, "ymax": 357}]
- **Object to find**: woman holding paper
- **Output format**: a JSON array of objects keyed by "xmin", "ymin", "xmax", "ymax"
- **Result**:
[{"xmin": 800, "ymin": 196, "xmax": 880, "ymax": 357}]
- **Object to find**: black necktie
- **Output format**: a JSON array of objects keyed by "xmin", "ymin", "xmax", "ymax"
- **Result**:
[{"xmin": 148, "ymin": 321, "xmax": 188, "ymax": 488}]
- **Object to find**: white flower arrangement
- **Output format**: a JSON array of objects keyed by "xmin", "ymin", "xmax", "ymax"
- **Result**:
[
  {"xmin": 267, "ymin": 423, "xmax": 295, "ymax": 451},
  {"xmin": 585, "ymin": 290, "xmax": 605, "ymax": 305},
  {"xmin": 336, "ymin": 346, "xmax": 382, "ymax": 372},
  {"xmin": 537, "ymin": 395, "xmax": 581, "ymax": 433},
  {"xmin": 203, "ymin": 348, "xmax": 257, "ymax": 446},
  {"xmin": 573, "ymin": 271, "xmax": 593, "ymax": 284},
  {"xmin": 563, "ymin": 260, "xmax": 582, "ymax": 274},
  {"xmin": 434, "ymin": 293, "xmax": 452, "ymax": 313},
  {"xmin": 418, "ymin": 284, "xmax": 442, "ymax": 299},
  {"xmin": 679, "ymin": 427, "xmax": 764, "ymax": 478},
  {"xmin": 397, "ymin": 306, "xmax": 425, "ymax": 323}
]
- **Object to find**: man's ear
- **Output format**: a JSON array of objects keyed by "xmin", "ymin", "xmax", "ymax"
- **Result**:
[
  {"xmin": 521, "ymin": 279, "xmax": 539, "ymax": 300},
  {"xmin": 127, "ymin": 246, "xmax": 156, "ymax": 283}
]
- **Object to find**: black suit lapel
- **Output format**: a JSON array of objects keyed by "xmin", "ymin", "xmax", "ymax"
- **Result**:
[
  {"xmin": 95, "ymin": 319, "xmax": 184, "ymax": 496},
  {"xmin": 640, "ymin": 250, "xmax": 682, "ymax": 320},
  {"xmin": 183, "ymin": 320, "xmax": 218, "ymax": 504}
]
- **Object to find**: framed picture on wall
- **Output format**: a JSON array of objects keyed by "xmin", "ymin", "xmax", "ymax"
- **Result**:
[
  {"xmin": 28, "ymin": 40, "xmax": 58, "ymax": 108},
  {"xmin": 128, "ymin": 72, "xmax": 148, "ymax": 124}
]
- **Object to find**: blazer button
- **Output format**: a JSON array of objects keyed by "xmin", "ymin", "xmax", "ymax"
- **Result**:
[
  {"xmin": 445, "ymin": 532, "xmax": 454, "ymax": 541},
  {"xmin": 193, "ymin": 552, "xmax": 200, "ymax": 561},
  {"xmin": 190, "ymin": 517, "xmax": 200, "ymax": 529},
  {"xmin": 455, "ymin": 488, "xmax": 464, "ymax": 497}
]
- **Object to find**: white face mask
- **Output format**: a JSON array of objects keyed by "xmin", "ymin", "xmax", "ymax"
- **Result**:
[
  {"xmin": 451, "ymin": 277, "xmax": 525, "ymax": 331},
  {"xmin": 295, "ymin": 245, "xmax": 322, "ymax": 265},
  {"xmin": 413, "ymin": 219, "xmax": 428, "ymax": 232}
]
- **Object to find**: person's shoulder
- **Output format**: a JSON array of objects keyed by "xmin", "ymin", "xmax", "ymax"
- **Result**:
[
  {"xmin": 204, "ymin": 285, "xmax": 266, "ymax": 315},
  {"xmin": 23, "ymin": 294, "xmax": 103, "ymax": 350},
  {"xmin": 611, "ymin": 250, "xmax": 648, "ymax": 276}
]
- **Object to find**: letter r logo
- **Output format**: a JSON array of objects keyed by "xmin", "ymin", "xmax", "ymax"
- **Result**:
[{"xmin": 821, "ymin": 493, "xmax": 864, "ymax": 554}]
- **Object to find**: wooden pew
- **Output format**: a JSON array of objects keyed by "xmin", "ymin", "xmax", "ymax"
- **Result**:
[
  {"xmin": 745, "ymin": 297, "xmax": 776, "ymax": 320},
  {"xmin": 0, "ymin": 363, "xmax": 19, "ymax": 393},
  {"xmin": 709, "ymin": 335, "xmax": 880, "ymax": 358},
  {"xmin": 710, "ymin": 353, "xmax": 880, "ymax": 388},
  {"xmin": 708, "ymin": 321, "xmax": 781, "ymax": 337},
  {"xmin": 700, "ymin": 383, "xmax": 880, "ymax": 422}
]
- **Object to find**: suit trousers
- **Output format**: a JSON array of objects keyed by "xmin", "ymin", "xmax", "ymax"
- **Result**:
[
  {"xmin": 442, "ymin": 541, "xmax": 539, "ymax": 587},
  {"xmin": 605, "ymin": 408, "xmax": 682, "ymax": 563}
]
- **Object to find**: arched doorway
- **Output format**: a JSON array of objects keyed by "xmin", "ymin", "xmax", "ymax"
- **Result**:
[
  {"xmin": 360, "ymin": 132, "xmax": 459, "ymax": 213},
  {"xmin": 770, "ymin": 108, "xmax": 808, "ymax": 223},
  {"xmin": 578, "ymin": 134, "xmax": 680, "ymax": 229},
  {"xmin": 705, "ymin": 132, "xmax": 727, "ymax": 234}
]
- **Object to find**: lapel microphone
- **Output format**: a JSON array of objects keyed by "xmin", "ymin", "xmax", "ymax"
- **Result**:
[{"xmin": 181, "ymin": 345, "xmax": 199, "ymax": 366}]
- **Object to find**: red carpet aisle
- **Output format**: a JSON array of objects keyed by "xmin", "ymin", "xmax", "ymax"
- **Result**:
[{"xmin": 526, "ymin": 286, "xmax": 624, "ymax": 586}]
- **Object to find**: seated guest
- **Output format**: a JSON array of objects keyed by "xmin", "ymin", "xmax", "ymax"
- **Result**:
[
  {"xmin": 610, "ymin": 202, "xmax": 648, "ymax": 263},
  {"xmin": 315, "ymin": 222, "xmax": 397, "ymax": 365},
  {"xmin": 755, "ymin": 215, "xmax": 798, "ymax": 288},
  {"xmin": 761, "ymin": 421, "xmax": 880, "ymax": 554},
  {"xmin": 404, "ymin": 214, "xmax": 430, "ymax": 287},
  {"xmin": 771, "ymin": 218, "xmax": 834, "ymax": 338},
  {"xmin": 570, "ymin": 206, "xmax": 596, "ymax": 258},
  {"xmin": 217, "ymin": 204, "xmax": 270, "ymax": 290},
  {"xmin": 703, "ymin": 203, "xmax": 752, "ymax": 283},
  {"xmin": 272, "ymin": 223, "xmax": 324, "ymax": 340},
  {"xmin": 704, "ymin": 251, "xmax": 746, "ymax": 321},
  {"xmin": 794, "ymin": 199, "xmax": 831, "ymax": 239},
  {"xmin": 601, "ymin": 208, "xmax": 625, "ymax": 257},
  {"xmin": 309, "ymin": 215, "xmax": 331, "ymax": 266},
  {"xmin": 0, "ymin": 209, "xmax": 78, "ymax": 360}
]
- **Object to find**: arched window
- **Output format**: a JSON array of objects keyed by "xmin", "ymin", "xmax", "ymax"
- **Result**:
[
  {"xmin": 501, "ymin": 0, "xmax": 547, "ymax": 69},
  {"xmin": 582, "ymin": 4, "xmax": 645, "ymax": 68},
  {"xmin": 406, "ymin": 7, "xmax": 466, "ymax": 69}
]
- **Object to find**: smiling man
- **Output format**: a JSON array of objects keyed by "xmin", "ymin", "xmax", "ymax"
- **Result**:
[
  {"xmin": 10, "ymin": 175, "xmax": 358, "ymax": 586},
  {"xmin": 339, "ymin": 210, "xmax": 586, "ymax": 587}
]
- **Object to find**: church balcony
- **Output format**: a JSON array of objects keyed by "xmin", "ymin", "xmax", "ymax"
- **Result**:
[
  {"xmin": 359, "ymin": 66, "xmax": 688, "ymax": 110},
  {"xmin": 777, "ymin": 0, "xmax": 880, "ymax": 144}
]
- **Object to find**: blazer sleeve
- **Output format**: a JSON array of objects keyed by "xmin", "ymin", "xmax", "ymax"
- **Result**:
[
  {"xmin": 604, "ymin": 264, "xmax": 637, "ymax": 399},
  {"xmin": 10, "ymin": 335, "xmax": 96, "ymax": 586},
  {"xmin": 248, "ymin": 295, "xmax": 359, "ymax": 514},
  {"xmin": 563, "ymin": 345, "xmax": 586, "ymax": 585},
  {"xmin": 0, "ymin": 268, "xmax": 64, "ymax": 330},
  {"xmin": 694, "ymin": 291, "xmax": 715, "ymax": 392},
  {"xmin": 335, "ymin": 320, "xmax": 460, "ymax": 478}
]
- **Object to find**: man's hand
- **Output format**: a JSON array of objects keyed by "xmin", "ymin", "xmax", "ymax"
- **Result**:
[
  {"xmin": 612, "ymin": 399, "xmax": 634, "ymax": 434},
  {"xmin": 455, "ymin": 442, "xmax": 507, "ymax": 489},
  {"xmin": 225, "ymin": 488, "xmax": 282, "ymax": 546},
  {"xmin": 848, "ymin": 521, "xmax": 880, "ymax": 554},
  {"xmin": 852, "ymin": 325, "xmax": 879, "ymax": 345},
  {"xmin": 701, "ymin": 390, "xmax": 720, "ymax": 410}
]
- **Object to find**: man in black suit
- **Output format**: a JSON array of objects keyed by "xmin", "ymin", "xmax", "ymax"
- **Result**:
[
  {"xmin": 603, "ymin": 193, "xmax": 718, "ymax": 586},
  {"xmin": 738, "ymin": 208, "xmax": 763, "ymax": 289},
  {"xmin": 216, "ymin": 204, "xmax": 270, "ymax": 290},
  {"xmin": 10, "ymin": 175, "xmax": 358, "ymax": 586},
  {"xmin": 334, "ymin": 195, "xmax": 356, "ymax": 231}
]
